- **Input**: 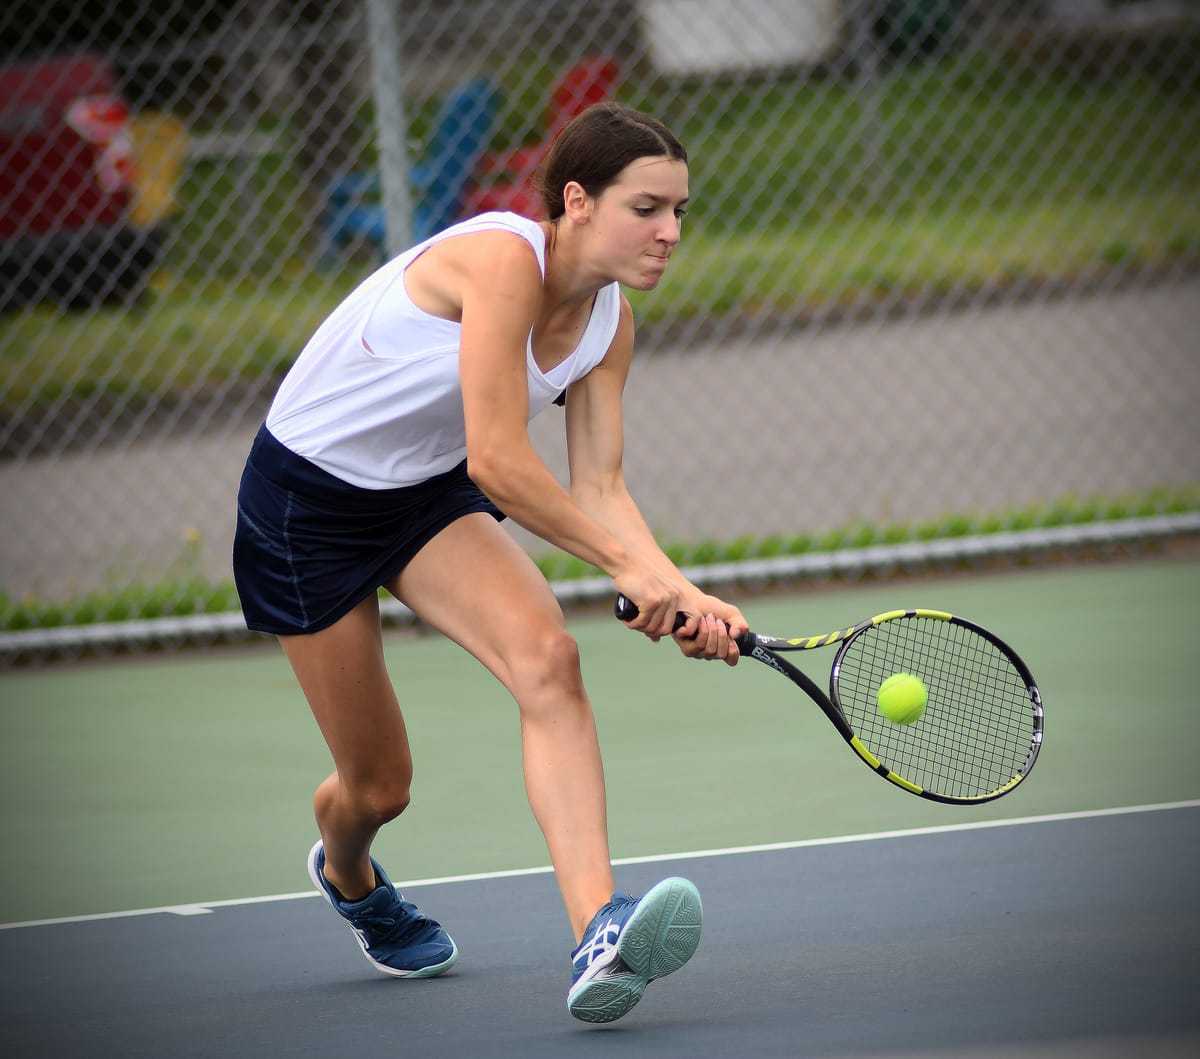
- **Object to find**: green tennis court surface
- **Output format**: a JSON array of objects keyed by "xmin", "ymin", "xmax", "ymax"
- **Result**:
[{"xmin": 1, "ymin": 554, "xmax": 1197, "ymax": 926}]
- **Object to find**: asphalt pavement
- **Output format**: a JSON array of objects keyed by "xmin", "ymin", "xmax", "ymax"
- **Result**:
[{"xmin": 2, "ymin": 278, "xmax": 1197, "ymax": 599}]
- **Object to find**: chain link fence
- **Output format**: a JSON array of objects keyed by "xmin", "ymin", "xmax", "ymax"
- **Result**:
[{"xmin": 2, "ymin": 0, "xmax": 1198, "ymax": 645}]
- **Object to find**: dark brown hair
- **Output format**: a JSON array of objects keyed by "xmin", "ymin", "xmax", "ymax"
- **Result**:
[{"xmin": 535, "ymin": 102, "xmax": 687, "ymax": 221}]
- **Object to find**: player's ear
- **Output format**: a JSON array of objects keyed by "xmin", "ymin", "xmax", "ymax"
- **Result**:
[{"xmin": 562, "ymin": 180, "xmax": 592, "ymax": 223}]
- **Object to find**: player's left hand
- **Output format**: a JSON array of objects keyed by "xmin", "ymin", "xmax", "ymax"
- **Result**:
[{"xmin": 673, "ymin": 600, "xmax": 747, "ymax": 666}]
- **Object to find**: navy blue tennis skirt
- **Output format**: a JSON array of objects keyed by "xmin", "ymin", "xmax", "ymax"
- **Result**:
[{"xmin": 233, "ymin": 425, "xmax": 503, "ymax": 635}]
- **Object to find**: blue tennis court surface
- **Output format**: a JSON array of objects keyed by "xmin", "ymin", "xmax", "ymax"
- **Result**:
[{"xmin": 3, "ymin": 803, "xmax": 1197, "ymax": 1058}]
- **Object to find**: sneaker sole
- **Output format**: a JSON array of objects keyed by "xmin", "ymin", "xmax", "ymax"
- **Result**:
[
  {"xmin": 616, "ymin": 876, "xmax": 703, "ymax": 982},
  {"xmin": 567, "ymin": 877, "xmax": 702, "ymax": 1024},
  {"xmin": 567, "ymin": 959, "xmax": 648, "ymax": 1025},
  {"xmin": 306, "ymin": 840, "xmax": 458, "ymax": 979}
]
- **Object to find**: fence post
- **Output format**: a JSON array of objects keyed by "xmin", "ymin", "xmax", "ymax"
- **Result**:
[
  {"xmin": 847, "ymin": 0, "xmax": 887, "ymax": 209},
  {"xmin": 364, "ymin": 0, "xmax": 413, "ymax": 254}
]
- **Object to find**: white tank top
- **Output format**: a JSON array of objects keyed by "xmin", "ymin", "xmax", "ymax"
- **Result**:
[{"xmin": 265, "ymin": 212, "xmax": 622, "ymax": 489}]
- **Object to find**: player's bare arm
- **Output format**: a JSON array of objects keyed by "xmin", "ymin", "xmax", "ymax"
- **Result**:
[
  {"xmin": 422, "ymin": 231, "xmax": 667, "ymax": 630},
  {"xmin": 564, "ymin": 299, "xmax": 747, "ymax": 659}
]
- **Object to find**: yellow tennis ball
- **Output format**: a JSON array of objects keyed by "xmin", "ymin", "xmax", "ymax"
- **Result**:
[{"xmin": 877, "ymin": 673, "xmax": 928, "ymax": 725}]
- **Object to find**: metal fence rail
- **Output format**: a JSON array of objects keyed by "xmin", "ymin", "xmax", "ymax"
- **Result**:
[
  {"xmin": 3, "ymin": 514, "xmax": 1196, "ymax": 662},
  {"xmin": 2, "ymin": 0, "xmax": 1198, "ymax": 641}
]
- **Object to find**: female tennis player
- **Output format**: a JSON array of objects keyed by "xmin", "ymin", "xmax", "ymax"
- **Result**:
[{"xmin": 233, "ymin": 102, "xmax": 747, "ymax": 1024}]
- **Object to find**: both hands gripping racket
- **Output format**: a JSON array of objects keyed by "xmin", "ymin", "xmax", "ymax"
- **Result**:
[{"xmin": 614, "ymin": 596, "xmax": 1043, "ymax": 805}]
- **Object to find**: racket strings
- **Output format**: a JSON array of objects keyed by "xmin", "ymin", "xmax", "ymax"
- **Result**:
[{"xmin": 834, "ymin": 617, "xmax": 1037, "ymax": 800}]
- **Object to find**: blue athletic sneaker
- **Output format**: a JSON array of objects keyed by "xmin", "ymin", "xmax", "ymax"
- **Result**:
[
  {"xmin": 567, "ymin": 877, "xmax": 702, "ymax": 1023},
  {"xmin": 306, "ymin": 840, "xmax": 458, "ymax": 978}
]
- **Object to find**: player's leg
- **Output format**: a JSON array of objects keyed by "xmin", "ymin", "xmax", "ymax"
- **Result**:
[
  {"xmin": 279, "ymin": 594, "xmax": 458, "ymax": 977},
  {"xmin": 393, "ymin": 512, "xmax": 703, "ymax": 1020},
  {"xmin": 279, "ymin": 592, "xmax": 410, "ymax": 900},
  {"xmin": 388, "ymin": 513, "xmax": 615, "ymax": 940}
]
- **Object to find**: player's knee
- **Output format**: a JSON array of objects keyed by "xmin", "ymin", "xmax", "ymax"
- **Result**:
[
  {"xmin": 365, "ymin": 786, "xmax": 411, "ymax": 825},
  {"xmin": 349, "ymin": 775, "xmax": 412, "ymax": 826},
  {"xmin": 539, "ymin": 625, "xmax": 584, "ymax": 684},
  {"xmin": 512, "ymin": 626, "xmax": 585, "ymax": 705}
]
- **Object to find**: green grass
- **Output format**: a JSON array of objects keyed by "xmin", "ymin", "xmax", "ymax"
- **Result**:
[
  {"xmin": 632, "ymin": 50, "xmax": 1200, "ymax": 231},
  {"xmin": 3, "ymin": 186, "xmax": 1197, "ymax": 414},
  {"xmin": 627, "ymin": 187, "xmax": 1200, "ymax": 324},
  {"xmin": 4, "ymin": 485, "xmax": 1195, "ymax": 632},
  {"xmin": 3, "ymin": 50, "xmax": 1199, "ymax": 415},
  {"xmin": 2, "ymin": 50, "xmax": 1199, "ymax": 632},
  {"xmin": 528, "ymin": 485, "xmax": 1200, "ymax": 583},
  {"xmin": 0, "ymin": 270, "xmax": 360, "ymax": 412}
]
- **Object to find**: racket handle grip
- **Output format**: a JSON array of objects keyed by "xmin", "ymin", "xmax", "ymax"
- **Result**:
[
  {"xmin": 613, "ymin": 594, "xmax": 694, "ymax": 632},
  {"xmin": 614, "ymin": 594, "xmax": 756, "ymax": 654}
]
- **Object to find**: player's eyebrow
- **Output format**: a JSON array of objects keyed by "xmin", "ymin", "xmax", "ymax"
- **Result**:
[{"xmin": 634, "ymin": 192, "xmax": 690, "ymax": 207}]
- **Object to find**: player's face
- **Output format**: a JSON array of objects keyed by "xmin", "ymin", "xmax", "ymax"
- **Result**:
[{"xmin": 587, "ymin": 156, "xmax": 689, "ymax": 290}]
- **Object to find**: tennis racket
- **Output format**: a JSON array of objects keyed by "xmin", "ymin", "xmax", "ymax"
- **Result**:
[{"xmin": 614, "ymin": 596, "xmax": 1043, "ymax": 805}]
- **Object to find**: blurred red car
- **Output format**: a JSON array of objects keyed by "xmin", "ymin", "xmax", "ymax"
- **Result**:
[{"xmin": 0, "ymin": 53, "xmax": 158, "ymax": 310}]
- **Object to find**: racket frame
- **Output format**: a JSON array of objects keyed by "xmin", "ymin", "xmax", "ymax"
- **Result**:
[
  {"xmin": 614, "ymin": 596, "xmax": 1043, "ymax": 805},
  {"xmin": 740, "ymin": 609, "xmax": 1043, "ymax": 804}
]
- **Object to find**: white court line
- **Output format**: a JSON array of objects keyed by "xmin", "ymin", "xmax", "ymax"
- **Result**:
[{"xmin": 3, "ymin": 799, "xmax": 1197, "ymax": 932}]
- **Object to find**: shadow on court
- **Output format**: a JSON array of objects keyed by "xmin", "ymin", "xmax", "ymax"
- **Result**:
[{"xmin": 3, "ymin": 807, "xmax": 1198, "ymax": 1059}]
